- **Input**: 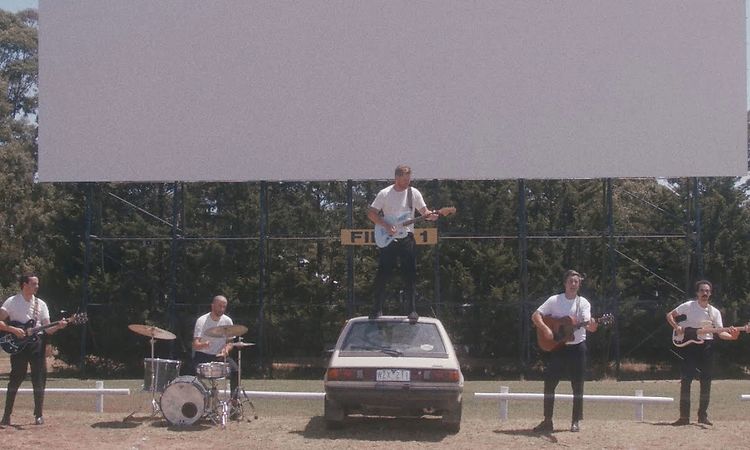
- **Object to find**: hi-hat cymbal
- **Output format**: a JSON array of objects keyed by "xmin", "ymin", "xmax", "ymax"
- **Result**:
[
  {"xmin": 204, "ymin": 324, "xmax": 248, "ymax": 338},
  {"xmin": 128, "ymin": 324, "xmax": 176, "ymax": 340},
  {"xmin": 231, "ymin": 342, "xmax": 255, "ymax": 348}
]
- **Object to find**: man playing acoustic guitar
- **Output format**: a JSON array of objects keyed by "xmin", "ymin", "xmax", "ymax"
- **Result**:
[
  {"xmin": 666, "ymin": 279, "xmax": 739, "ymax": 426},
  {"xmin": 531, "ymin": 269, "xmax": 598, "ymax": 433},
  {"xmin": 367, "ymin": 165, "xmax": 438, "ymax": 320}
]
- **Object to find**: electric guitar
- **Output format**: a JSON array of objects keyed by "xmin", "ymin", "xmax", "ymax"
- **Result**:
[
  {"xmin": 0, "ymin": 313, "xmax": 88, "ymax": 354},
  {"xmin": 536, "ymin": 313, "xmax": 614, "ymax": 352},
  {"xmin": 672, "ymin": 323, "xmax": 749, "ymax": 347},
  {"xmin": 374, "ymin": 206, "xmax": 456, "ymax": 248}
]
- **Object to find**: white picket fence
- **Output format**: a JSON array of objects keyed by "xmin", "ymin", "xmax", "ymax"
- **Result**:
[
  {"xmin": 0, "ymin": 381, "xmax": 130, "ymax": 413},
  {"xmin": 475, "ymin": 386, "xmax": 673, "ymax": 421}
]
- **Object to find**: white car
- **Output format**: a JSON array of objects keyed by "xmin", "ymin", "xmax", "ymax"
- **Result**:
[{"xmin": 324, "ymin": 316, "xmax": 464, "ymax": 432}]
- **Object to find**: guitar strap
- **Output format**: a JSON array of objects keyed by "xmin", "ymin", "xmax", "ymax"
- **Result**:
[
  {"xmin": 407, "ymin": 187, "xmax": 413, "ymax": 217},
  {"xmin": 32, "ymin": 296, "xmax": 39, "ymax": 325}
]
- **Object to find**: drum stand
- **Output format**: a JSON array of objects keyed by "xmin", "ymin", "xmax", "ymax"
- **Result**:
[
  {"xmin": 205, "ymin": 378, "xmax": 229, "ymax": 428},
  {"xmin": 229, "ymin": 338, "xmax": 257, "ymax": 421},
  {"xmin": 124, "ymin": 336, "xmax": 161, "ymax": 421},
  {"xmin": 147, "ymin": 336, "xmax": 161, "ymax": 416}
]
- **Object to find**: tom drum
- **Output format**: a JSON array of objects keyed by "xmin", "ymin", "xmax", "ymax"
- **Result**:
[{"xmin": 143, "ymin": 358, "xmax": 181, "ymax": 393}]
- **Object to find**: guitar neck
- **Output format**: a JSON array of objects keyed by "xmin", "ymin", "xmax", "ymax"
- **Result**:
[
  {"xmin": 692, "ymin": 325, "xmax": 748, "ymax": 334},
  {"xmin": 28, "ymin": 319, "xmax": 66, "ymax": 334},
  {"xmin": 399, "ymin": 215, "xmax": 426, "ymax": 227}
]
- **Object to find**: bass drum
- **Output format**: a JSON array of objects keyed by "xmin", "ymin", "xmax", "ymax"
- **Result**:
[
  {"xmin": 143, "ymin": 358, "xmax": 181, "ymax": 393},
  {"xmin": 160, "ymin": 375, "xmax": 208, "ymax": 426}
]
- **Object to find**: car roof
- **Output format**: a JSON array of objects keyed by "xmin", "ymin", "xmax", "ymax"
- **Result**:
[{"xmin": 347, "ymin": 315, "xmax": 444, "ymax": 325}]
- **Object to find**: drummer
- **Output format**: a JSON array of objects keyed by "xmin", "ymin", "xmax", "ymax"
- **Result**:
[{"xmin": 192, "ymin": 295, "xmax": 239, "ymax": 399}]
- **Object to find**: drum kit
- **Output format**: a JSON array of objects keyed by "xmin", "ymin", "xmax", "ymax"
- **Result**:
[{"xmin": 128, "ymin": 323, "xmax": 256, "ymax": 428}]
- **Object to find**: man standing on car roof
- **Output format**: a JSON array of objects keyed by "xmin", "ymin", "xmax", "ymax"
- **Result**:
[{"xmin": 367, "ymin": 165, "xmax": 437, "ymax": 321}]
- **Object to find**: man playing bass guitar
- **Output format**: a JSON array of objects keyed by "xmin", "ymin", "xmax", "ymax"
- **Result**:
[
  {"xmin": 666, "ymin": 279, "xmax": 739, "ymax": 426},
  {"xmin": 531, "ymin": 269, "xmax": 598, "ymax": 433}
]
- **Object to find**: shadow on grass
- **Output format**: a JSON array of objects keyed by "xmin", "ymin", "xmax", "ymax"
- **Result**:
[
  {"xmin": 148, "ymin": 419, "xmax": 213, "ymax": 431},
  {"xmin": 95, "ymin": 414, "xmax": 213, "ymax": 431},
  {"xmin": 91, "ymin": 420, "xmax": 141, "ymax": 429},
  {"xmin": 296, "ymin": 415, "xmax": 452, "ymax": 442},
  {"xmin": 493, "ymin": 427, "xmax": 559, "ymax": 444}
]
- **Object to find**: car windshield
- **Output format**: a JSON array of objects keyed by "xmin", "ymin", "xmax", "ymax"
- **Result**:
[{"xmin": 340, "ymin": 321, "xmax": 448, "ymax": 357}]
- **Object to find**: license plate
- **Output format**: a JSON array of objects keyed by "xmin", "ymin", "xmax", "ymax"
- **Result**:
[{"xmin": 376, "ymin": 369, "xmax": 410, "ymax": 382}]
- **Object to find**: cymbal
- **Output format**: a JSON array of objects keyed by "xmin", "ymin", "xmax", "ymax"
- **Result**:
[
  {"xmin": 128, "ymin": 324, "xmax": 176, "ymax": 340},
  {"xmin": 204, "ymin": 324, "xmax": 248, "ymax": 338}
]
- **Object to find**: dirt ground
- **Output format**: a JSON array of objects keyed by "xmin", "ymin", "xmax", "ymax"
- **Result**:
[
  {"xmin": 1, "ymin": 409, "xmax": 749, "ymax": 450},
  {"xmin": 0, "ymin": 379, "xmax": 749, "ymax": 450}
]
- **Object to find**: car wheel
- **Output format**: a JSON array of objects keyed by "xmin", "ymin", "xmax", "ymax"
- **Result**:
[
  {"xmin": 324, "ymin": 396, "xmax": 345, "ymax": 430},
  {"xmin": 441, "ymin": 400, "xmax": 462, "ymax": 434}
]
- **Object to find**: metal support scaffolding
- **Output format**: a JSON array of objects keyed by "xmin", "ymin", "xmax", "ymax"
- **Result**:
[
  {"xmin": 604, "ymin": 179, "xmax": 621, "ymax": 376},
  {"xmin": 75, "ymin": 178, "xmax": 707, "ymax": 377},
  {"xmin": 346, "ymin": 179, "xmax": 354, "ymax": 317},
  {"xmin": 517, "ymin": 179, "xmax": 530, "ymax": 371},
  {"xmin": 258, "ymin": 181, "xmax": 268, "ymax": 369}
]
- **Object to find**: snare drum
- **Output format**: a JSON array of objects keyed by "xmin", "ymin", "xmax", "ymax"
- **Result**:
[
  {"xmin": 143, "ymin": 358, "xmax": 181, "ymax": 393},
  {"xmin": 196, "ymin": 361, "xmax": 230, "ymax": 379},
  {"xmin": 160, "ymin": 375, "xmax": 208, "ymax": 426}
]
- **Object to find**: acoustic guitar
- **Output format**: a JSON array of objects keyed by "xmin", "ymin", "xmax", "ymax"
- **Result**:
[{"xmin": 536, "ymin": 313, "xmax": 614, "ymax": 352}]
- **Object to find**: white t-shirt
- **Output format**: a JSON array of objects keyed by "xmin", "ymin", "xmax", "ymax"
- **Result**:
[
  {"xmin": 1, "ymin": 293, "xmax": 50, "ymax": 329},
  {"xmin": 672, "ymin": 300, "xmax": 722, "ymax": 341},
  {"xmin": 371, "ymin": 185, "xmax": 427, "ymax": 233},
  {"xmin": 536, "ymin": 293, "xmax": 592, "ymax": 345},
  {"xmin": 193, "ymin": 313, "xmax": 233, "ymax": 355}
]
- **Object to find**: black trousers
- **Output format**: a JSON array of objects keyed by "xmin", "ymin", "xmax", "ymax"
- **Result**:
[
  {"xmin": 542, "ymin": 341, "xmax": 587, "ymax": 422},
  {"xmin": 193, "ymin": 351, "xmax": 239, "ymax": 398},
  {"xmin": 372, "ymin": 233, "xmax": 417, "ymax": 315},
  {"xmin": 677, "ymin": 341, "xmax": 714, "ymax": 420},
  {"xmin": 3, "ymin": 339, "xmax": 47, "ymax": 420}
]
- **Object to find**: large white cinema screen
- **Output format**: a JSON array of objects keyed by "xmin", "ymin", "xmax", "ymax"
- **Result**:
[{"xmin": 38, "ymin": 0, "xmax": 746, "ymax": 182}]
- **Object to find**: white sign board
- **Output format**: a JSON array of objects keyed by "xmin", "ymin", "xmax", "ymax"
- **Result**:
[{"xmin": 38, "ymin": 0, "xmax": 747, "ymax": 182}]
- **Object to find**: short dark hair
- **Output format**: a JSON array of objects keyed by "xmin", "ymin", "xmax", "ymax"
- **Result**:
[
  {"xmin": 694, "ymin": 279, "xmax": 712, "ymax": 292},
  {"xmin": 395, "ymin": 165, "xmax": 412, "ymax": 177},
  {"xmin": 563, "ymin": 269, "xmax": 584, "ymax": 284},
  {"xmin": 19, "ymin": 272, "xmax": 37, "ymax": 288}
]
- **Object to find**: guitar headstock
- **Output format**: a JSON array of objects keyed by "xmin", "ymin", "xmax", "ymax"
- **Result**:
[
  {"xmin": 437, "ymin": 206, "xmax": 456, "ymax": 217},
  {"xmin": 596, "ymin": 313, "xmax": 614, "ymax": 326},
  {"xmin": 67, "ymin": 313, "xmax": 88, "ymax": 325}
]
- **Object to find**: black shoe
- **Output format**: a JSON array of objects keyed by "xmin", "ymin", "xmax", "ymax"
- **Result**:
[
  {"xmin": 698, "ymin": 417, "xmax": 713, "ymax": 426},
  {"xmin": 34, "ymin": 416, "xmax": 44, "ymax": 425},
  {"xmin": 533, "ymin": 419, "xmax": 553, "ymax": 433},
  {"xmin": 570, "ymin": 421, "xmax": 580, "ymax": 432},
  {"xmin": 671, "ymin": 417, "xmax": 689, "ymax": 426}
]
